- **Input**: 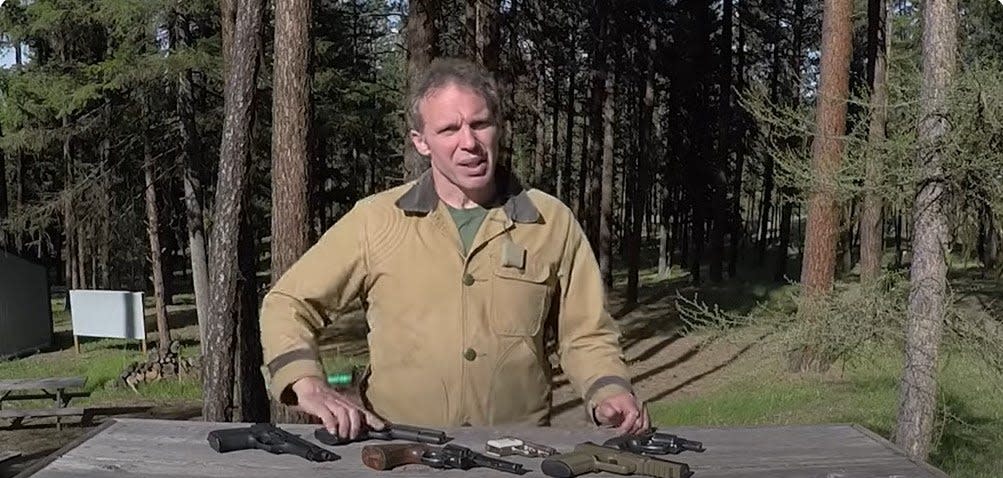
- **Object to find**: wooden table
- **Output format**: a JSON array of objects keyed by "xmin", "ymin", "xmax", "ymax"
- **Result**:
[
  {"xmin": 16, "ymin": 418, "xmax": 948, "ymax": 478},
  {"xmin": 0, "ymin": 377, "xmax": 89, "ymax": 431}
]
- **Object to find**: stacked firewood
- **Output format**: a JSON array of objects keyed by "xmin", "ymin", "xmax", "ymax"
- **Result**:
[{"xmin": 110, "ymin": 340, "xmax": 201, "ymax": 392}]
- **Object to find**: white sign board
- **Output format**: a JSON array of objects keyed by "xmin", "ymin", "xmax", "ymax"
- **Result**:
[{"xmin": 69, "ymin": 290, "xmax": 147, "ymax": 341}]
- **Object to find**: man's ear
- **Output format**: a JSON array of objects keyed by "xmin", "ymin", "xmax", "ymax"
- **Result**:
[{"xmin": 410, "ymin": 130, "xmax": 430, "ymax": 156}]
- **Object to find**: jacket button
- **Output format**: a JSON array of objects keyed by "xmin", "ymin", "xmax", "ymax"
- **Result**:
[
  {"xmin": 463, "ymin": 348, "xmax": 477, "ymax": 361},
  {"xmin": 462, "ymin": 273, "xmax": 474, "ymax": 286}
]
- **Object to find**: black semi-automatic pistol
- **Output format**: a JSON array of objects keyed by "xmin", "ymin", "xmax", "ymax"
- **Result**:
[
  {"xmin": 603, "ymin": 428, "xmax": 705, "ymax": 455},
  {"xmin": 207, "ymin": 423, "xmax": 340, "ymax": 462},
  {"xmin": 314, "ymin": 422, "xmax": 452, "ymax": 446}
]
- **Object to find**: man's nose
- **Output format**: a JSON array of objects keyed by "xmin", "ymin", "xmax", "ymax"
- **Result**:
[{"xmin": 457, "ymin": 124, "xmax": 477, "ymax": 149}]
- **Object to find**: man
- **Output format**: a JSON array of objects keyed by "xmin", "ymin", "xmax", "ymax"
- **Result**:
[{"xmin": 259, "ymin": 57, "xmax": 648, "ymax": 440}]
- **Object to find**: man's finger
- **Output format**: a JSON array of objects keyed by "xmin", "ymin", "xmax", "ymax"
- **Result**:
[
  {"xmin": 594, "ymin": 403, "xmax": 618, "ymax": 425},
  {"xmin": 329, "ymin": 404, "xmax": 351, "ymax": 439},
  {"xmin": 363, "ymin": 410, "xmax": 387, "ymax": 430},
  {"xmin": 346, "ymin": 407, "xmax": 363, "ymax": 439},
  {"xmin": 313, "ymin": 406, "xmax": 339, "ymax": 434},
  {"xmin": 616, "ymin": 408, "xmax": 640, "ymax": 435}
]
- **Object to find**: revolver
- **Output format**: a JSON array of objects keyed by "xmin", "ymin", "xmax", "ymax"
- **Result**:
[
  {"xmin": 362, "ymin": 442, "xmax": 529, "ymax": 475},
  {"xmin": 485, "ymin": 436, "xmax": 558, "ymax": 457},
  {"xmin": 314, "ymin": 422, "xmax": 451, "ymax": 445},
  {"xmin": 207, "ymin": 423, "xmax": 340, "ymax": 462},
  {"xmin": 603, "ymin": 428, "xmax": 704, "ymax": 455}
]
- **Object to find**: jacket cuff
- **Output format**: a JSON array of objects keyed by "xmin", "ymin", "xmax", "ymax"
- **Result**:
[
  {"xmin": 585, "ymin": 376, "xmax": 634, "ymax": 425},
  {"xmin": 266, "ymin": 349, "xmax": 326, "ymax": 405}
]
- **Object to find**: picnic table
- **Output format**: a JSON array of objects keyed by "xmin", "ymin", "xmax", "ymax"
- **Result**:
[
  {"xmin": 0, "ymin": 377, "xmax": 89, "ymax": 431},
  {"xmin": 15, "ymin": 418, "xmax": 948, "ymax": 477}
]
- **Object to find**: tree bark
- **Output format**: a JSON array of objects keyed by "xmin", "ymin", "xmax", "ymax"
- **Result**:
[
  {"xmin": 271, "ymin": 0, "xmax": 315, "ymax": 424},
  {"xmin": 728, "ymin": 16, "xmax": 747, "ymax": 278},
  {"xmin": 175, "ymin": 10, "xmax": 210, "ymax": 354},
  {"xmin": 63, "ymin": 117, "xmax": 78, "ymax": 292},
  {"xmin": 404, "ymin": 0, "xmax": 439, "ymax": 180},
  {"xmin": 859, "ymin": 0, "xmax": 891, "ymax": 282},
  {"xmin": 143, "ymin": 102, "xmax": 172, "ymax": 353},
  {"xmin": 598, "ymin": 71, "xmax": 615, "ymax": 289},
  {"xmin": 204, "ymin": 0, "xmax": 265, "ymax": 423},
  {"xmin": 0, "ymin": 121, "xmax": 7, "ymax": 248},
  {"xmin": 799, "ymin": 0, "xmax": 853, "ymax": 296},
  {"xmin": 533, "ymin": 63, "xmax": 547, "ymax": 188},
  {"xmin": 708, "ymin": 0, "xmax": 734, "ymax": 284},
  {"xmin": 476, "ymin": 0, "xmax": 500, "ymax": 72},
  {"xmin": 895, "ymin": 0, "xmax": 956, "ymax": 459},
  {"xmin": 561, "ymin": 65, "xmax": 575, "ymax": 203}
]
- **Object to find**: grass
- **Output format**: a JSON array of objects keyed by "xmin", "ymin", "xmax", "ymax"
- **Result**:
[
  {"xmin": 648, "ymin": 339, "xmax": 1003, "ymax": 478},
  {"xmin": 0, "ymin": 296, "xmax": 203, "ymax": 408}
]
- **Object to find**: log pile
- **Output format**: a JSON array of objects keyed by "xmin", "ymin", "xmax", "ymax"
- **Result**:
[{"xmin": 110, "ymin": 340, "xmax": 201, "ymax": 392}]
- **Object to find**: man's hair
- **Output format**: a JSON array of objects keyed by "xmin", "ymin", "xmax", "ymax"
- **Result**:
[{"xmin": 407, "ymin": 57, "xmax": 501, "ymax": 132}]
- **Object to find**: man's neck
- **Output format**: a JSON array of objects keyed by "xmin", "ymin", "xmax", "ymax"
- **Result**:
[{"xmin": 430, "ymin": 168, "xmax": 497, "ymax": 209}]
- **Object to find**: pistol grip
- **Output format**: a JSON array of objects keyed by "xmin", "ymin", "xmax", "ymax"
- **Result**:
[
  {"xmin": 361, "ymin": 444, "xmax": 429, "ymax": 470},
  {"xmin": 207, "ymin": 429, "xmax": 255, "ymax": 453}
]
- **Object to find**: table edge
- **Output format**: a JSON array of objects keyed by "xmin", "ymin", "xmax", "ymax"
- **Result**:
[
  {"xmin": 12, "ymin": 418, "xmax": 118, "ymax": 478},
  {"xmin": 851, "ymin": 423, "xmax": 950, "ymax": 478}
]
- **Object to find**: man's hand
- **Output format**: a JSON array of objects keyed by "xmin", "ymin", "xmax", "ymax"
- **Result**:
[
  {"xmin": 594, "ymin": 392, "xmax": 649, "ymax": 435},
  {"xmin": 290, "ymin": 376, "xmax": 386, "ymax": 439}
]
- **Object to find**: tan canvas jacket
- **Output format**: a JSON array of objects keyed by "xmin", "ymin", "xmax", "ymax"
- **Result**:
[{"xmin": 259, "ymin": 168, "xmax": 633, "ymax": 427}]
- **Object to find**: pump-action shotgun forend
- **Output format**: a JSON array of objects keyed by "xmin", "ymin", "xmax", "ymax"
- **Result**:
[
  {"xmin": 541, "ymin": 442, "xmax": 693, "ymax": 478},
  {"xmin": 361, "ymin": 443, "xmax": 528, "ymax": 475}
]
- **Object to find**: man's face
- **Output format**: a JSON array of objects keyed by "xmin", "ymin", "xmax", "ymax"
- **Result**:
[{"xmin": 411, "ymin": 83, "xmax": 499, "ymax": 193}]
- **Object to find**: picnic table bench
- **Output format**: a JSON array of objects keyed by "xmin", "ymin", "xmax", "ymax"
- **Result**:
[
  {"xmin": 0, "ymin": 377, "xmax": 90, "ymax": 430},
  {"xmin": 15, "ymin": 418, "xmax": 949, "ymax": 477}
]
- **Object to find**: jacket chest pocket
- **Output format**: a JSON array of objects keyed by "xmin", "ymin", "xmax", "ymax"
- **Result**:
[{"xmin": 489, "ymin": 264, "xmax": 553, "ymax": 337}]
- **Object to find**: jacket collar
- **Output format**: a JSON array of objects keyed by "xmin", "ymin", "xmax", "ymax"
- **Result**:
[{"xmin": 395, "ymin": 166, "xmax": 541, "ymax": 224}]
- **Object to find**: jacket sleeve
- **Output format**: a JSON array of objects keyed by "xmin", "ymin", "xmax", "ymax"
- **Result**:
[
  {"xmin": 259, "ymin": 202, "xmax": 370, "ymax": 405},
  {"xmin": 556, "ymin": 217, "xmax": 634, "ymax": 423}
]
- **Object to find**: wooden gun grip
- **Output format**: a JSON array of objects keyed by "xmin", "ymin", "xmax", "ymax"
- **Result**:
[{"xmin": 361, "ymin": 443, "xmax": 430, "ymax": 470}]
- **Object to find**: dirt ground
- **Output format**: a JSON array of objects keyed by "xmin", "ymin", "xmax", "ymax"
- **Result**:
[{"xmin": 0, "ymin": 276, "xmax": 762, "ymax": 477}]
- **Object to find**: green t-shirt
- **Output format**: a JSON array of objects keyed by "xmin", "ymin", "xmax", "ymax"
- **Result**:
[{"xmin": 446, "ymin": 204, "xmax": 488, "ymax": 255}]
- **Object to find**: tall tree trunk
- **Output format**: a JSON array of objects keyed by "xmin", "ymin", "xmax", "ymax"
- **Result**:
[
  {"xmin": 533, "ymin": 64, "xmax": 547, "ymax": 188},
  {"xmin": 271, "ymin": 0, "xmax": 315, "ymax": 424},
  {"xmin": 728, "ymin": 16, "xmax": 747, "ymax": 278},
  {"xmin": 99, "ymin": 102, "xmax": 112, "ymax": 289},
  {"xmin": 598, "ymin": 71, "xmax": 615, "ymax": 288},
  {"xmin": 709, "ymin": 0, "xmax": 734, "ymax": 284},
  {"xmin": 859, "ymin": 0, "xmax": 891, "ymax": 282},
  {"xmin": 175, "ymin": 9, "xmax": 211, "ymax": 353},
  {"xmin": 627, "ymin": 25, "xmax": 657, "ymax": 305},
  {"xmin": 757, "ymin": 29, "xmax": 782, "ymax": 264},
  {"xmin": 776, "ymin": 0, "xmax": 805, "ymax": 282},
  {"xmin": 561, "ymin": 65, "xmax": 575, "ymax": 204},
  {"xmin": 143, "ymin": 103, "xmax": 172, "ymax": 353},
  {"xmin": 237, "ymin": 167, "xmax": 269, "ymax": 423},
  {"xmin": 895, "ymin": 0, "xmax": 956, "ymax": 459},
  {"xmin": 204, "ymin": 0, "xmax": 265, "ymax": 423},
  {"xmin": 0, "ymin": 122, "xmax": 7, "ymax": 248},
  {"xmin": 404, "ymin": 0, "xmax": 440, "ymax": 180},
  {"xmin": 64, "ymin": 117, "xmax": 78, "ymax": 292},
  {"xmin": 551, "ymin": 67, "xmax": 560, "ymax": 195},
  {"xmin": 799, "ymin": 0, "xmax": 853, "ymax": 296}
]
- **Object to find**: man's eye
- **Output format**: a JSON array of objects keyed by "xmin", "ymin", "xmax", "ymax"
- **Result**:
[{"xmin": 471, "ymin": 122, "xmax": 491, "ymax": 130}]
